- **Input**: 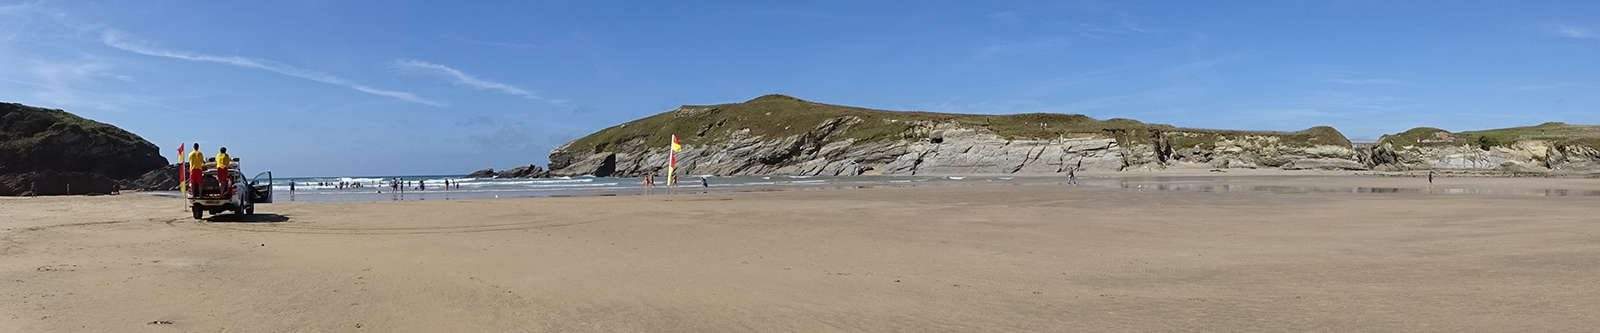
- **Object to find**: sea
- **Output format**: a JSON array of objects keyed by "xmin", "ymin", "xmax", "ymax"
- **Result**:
[
  {"xmin": 266, "ymin": 174, "xmax": 1008, "ymax": 203},
  {"xmin": 157, "ymin": 173, "xmax": 1600, "ymax": 203}
]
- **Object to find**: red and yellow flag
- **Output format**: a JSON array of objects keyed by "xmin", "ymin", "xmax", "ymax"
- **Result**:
[
  {"xmin": 668, "ymin": 135, "xmax": 680, "ymax": 186},
  {"xmin": 177, "ymin": 143, "xmax": 187, "ymax": 192}
]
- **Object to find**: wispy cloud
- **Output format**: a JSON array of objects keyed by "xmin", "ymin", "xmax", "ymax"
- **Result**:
[
  {"xmin": 1323, "ymin": 71, "xmax": 1411, "ymax": 86},
  {"xmin": 1550, "ymin": 23, "xmax": 1595, "ymax": 40},
  {"xmin": 0, "ymin": 1, "xmax": 35, "ymax": 14},
  {"xmin": 99, "ymin": 30, "xmax": 444, "ymax": 107},
  {"xmin": 1512, "ymin": 82, "xmax": 1592, "ymax": 91},
  {"xmin": 0, "ymin": 56, "xmax": 172, "ymax": 113},
  {"xmin": 443, "ymin": 35, "xmax": 537, "ymax": 49},
  {"xmin": 1073, "ymin": 12, "xmax": 1150, "ymax": 39},
  {"xmin": 394, "ymin": 59, "xmax": 562, "ymax": 104},
  {"xmin": 1327, "ymin": 77, "xmax": 1408, "ymax": 85},
  {"xmin": 975, "ymin": 36, "xmax": 1073, "ymax": 58}
]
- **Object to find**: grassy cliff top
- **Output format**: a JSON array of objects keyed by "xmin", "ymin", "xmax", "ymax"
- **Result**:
[
  {"xmin": 1, "ymin": 103, "xmax": 152, "ymax": 151},
  {"xmin": 1, "ymin": 102, "xmax": 167, "ymax": 178},
  {"xmin": 1380, "ymin": 122, "xmax": 1600, "ymax": 149},
  {"xmin": 560, "ymin": 95, "xmax": 1350, "ymax": 154}
]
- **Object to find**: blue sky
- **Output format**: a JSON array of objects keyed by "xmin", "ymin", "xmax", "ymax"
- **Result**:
[{"xmin": 3, "ymin": 0, "xmax": 1598, "ymax": 176}]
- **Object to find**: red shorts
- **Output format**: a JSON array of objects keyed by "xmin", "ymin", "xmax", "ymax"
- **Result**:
[
  {"xmin": 189, "ymin": 169, "xmax": 203, "ymax": 194},
  {"xmin": 216, "ymin": 168, "xmax": 231, "ymax": 191}
]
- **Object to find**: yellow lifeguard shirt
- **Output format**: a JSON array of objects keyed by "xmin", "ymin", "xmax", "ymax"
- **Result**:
[
  {"xmin": 216, "ymin": 152, "xmax": 231, "ymax": 169},
  {"xmin": 187, "ymin": 150, "xmax": 205, "ymax": 170}
]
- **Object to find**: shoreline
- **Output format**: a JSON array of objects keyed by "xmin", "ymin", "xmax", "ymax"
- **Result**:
[{"xmin": 9, "ymin": 170, "xmax": 1600, "ymax": 205}]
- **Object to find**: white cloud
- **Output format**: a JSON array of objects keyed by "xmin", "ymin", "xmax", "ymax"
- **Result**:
[
  {"xmin": 394, "ymin": 59, "xmax": 559, "ymax": 104},
  {"xmin": 976, "ymin": 36, "xmax": 1073, "ymax": 58},
  {"xmin": 443, "ymin": 35, "xmax": 538, "ymax": 49},
  {"xmin": 1513, "ymin": 82, "xmax": 1591, "ymax": 91},
  {"xmin": 1551, "ymin": 24, "xmax": 1594, "ymax": 40},
  {"xmin": 0, "ymin": 56, "xmax": 172, "ymax": 112},
  {"xmin": 1323, "ymin": 72, "xmax": 1410, "ymax": 86},
  {"xmin": 0, "ymin": 1, "xmax": 33, "ymax": 14},
  {"xmin": 100, "ymin": 30, "xmax": 444, "ymax": 107},
  {"xmin": 1327, "ymin": 77, "xmax": 1408, "ymax": 85}
]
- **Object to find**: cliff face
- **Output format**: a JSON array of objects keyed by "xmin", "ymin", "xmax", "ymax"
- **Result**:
[
  {"xmin": 1368, "ymin": 124, "xmax": 1600, "ymax": 174},
  {"xmin": 548, "ymin": 95, "xmax": 1363, "ymax": 177},
  {"xmin": 1, "ymin": 102, "xmax": 170, "ymax": 195}
]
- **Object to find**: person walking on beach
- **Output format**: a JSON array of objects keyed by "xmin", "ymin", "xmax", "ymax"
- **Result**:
[
  {"xmin": 186, "ymin": 143, "xmax": 205, "ymax": 196},
  {"xmin": 1428, "ymin": 170, "xmax": 1436, "ymax": 184},
  {"xmin": 215, "ymin": 147, "xmax": 232, "ymax": 192},
  {"xmin": 1067, "ymin": 158, "xmax": 1082, "ymax": 185}
]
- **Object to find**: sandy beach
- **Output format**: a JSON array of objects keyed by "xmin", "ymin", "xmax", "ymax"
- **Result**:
[{"xmin": 4, "ymin": 175, "xmax": 1600, "ymax": 332}]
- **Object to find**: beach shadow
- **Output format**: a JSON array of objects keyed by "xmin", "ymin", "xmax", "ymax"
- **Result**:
[{"xmin": 207, "ymin": 213, "xmax": 291, "ymax": 223}]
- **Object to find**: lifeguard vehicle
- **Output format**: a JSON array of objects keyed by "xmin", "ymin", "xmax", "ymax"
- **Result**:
[{"xmin": 186, "ymin": 157, "xmax": 273, "ymax": 219}]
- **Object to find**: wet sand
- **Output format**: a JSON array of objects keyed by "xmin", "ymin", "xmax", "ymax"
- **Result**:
[{"xmin": 4, "ymin": 175, "xmax": 1600, "ymax": 331}]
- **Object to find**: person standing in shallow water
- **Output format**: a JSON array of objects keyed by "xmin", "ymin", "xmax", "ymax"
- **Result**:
[{"xmin": 1428, "ymin": 170, "xmax": 1436, "ymax": 184}]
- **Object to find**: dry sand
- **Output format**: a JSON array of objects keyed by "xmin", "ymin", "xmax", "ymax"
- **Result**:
[{"xmin": 4, "ymin": 175, "xmax": 1600, "ymax": 332}]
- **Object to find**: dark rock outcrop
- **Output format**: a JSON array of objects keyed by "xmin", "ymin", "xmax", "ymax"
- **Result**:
[
  {"xmin": 464, "ymin": 165, "xmax": 551, "ymax": 179},
  {"xmin": 1, "ymin": 102, "xmax": 168, "ymax": 195},
  {"xmin": 466, "ymin": 168, "xmax": 498, "ymax": 178},
  {"xmin": 128, "ymin": 164, "xmax": 181, "ymax": 191},
  {"xmin": 0, "ymin": 171, "xmax": 119, "ymax": 196},
  {"xmin": 496, "ymin": 164, "xmax": 548, "ymax": 178}
]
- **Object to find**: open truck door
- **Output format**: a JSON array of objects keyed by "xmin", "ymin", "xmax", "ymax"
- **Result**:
[{"xmin": 251, "ymin": 171, "xmax": 273, "ymax": 204}]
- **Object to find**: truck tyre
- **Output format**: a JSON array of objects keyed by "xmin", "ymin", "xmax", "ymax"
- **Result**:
[{"xmin": 192, "ymin": 206, "xmax": 203, "ymax": 219}]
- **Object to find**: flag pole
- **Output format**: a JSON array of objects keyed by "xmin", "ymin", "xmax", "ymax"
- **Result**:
[
  {"xmin": 177, "ymin": 143, "xmax": 187, "ymax": 211},
  {"xmin": 177, "ymin": 143, "xmax": 186, "ymax": 195},
  {"xmin": 668, "ymin": 134, "xmax": 682, "ymax": 190}
]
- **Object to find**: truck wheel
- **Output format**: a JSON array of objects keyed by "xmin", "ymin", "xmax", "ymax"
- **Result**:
[{"xmin": 192, "ymin": 207, "xmax": 203, "ymax": 219}]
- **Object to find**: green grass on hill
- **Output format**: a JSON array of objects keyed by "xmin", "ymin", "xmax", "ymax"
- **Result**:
[
  {"xmin": 561, "ymin": 95, "xmax": 1350, "ymax": 155},
  {"xmin": 1379, "ymin": 122, "xmax": 1600, "ymax": 150},
  {"xmin": 0, "ymin": 103, "xmax": 151, "ymax": 152}
]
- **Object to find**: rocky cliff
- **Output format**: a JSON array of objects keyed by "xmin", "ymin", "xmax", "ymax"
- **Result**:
[
  {"xmin": 1367, "ymin": 123, "xmax": 1600, "ymax": 174},
  {"xmin": 548, "ymin": 95, "xmax": 1365, "ymax": 177},
  {"xmin": 1, "ymin": 102, "xmax": 170, "ymax": 195}
]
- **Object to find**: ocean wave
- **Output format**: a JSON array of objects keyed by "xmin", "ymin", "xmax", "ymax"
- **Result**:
[{"xmin": 340, "ymin": 177, "xmax": 387, "ymax": 183}]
